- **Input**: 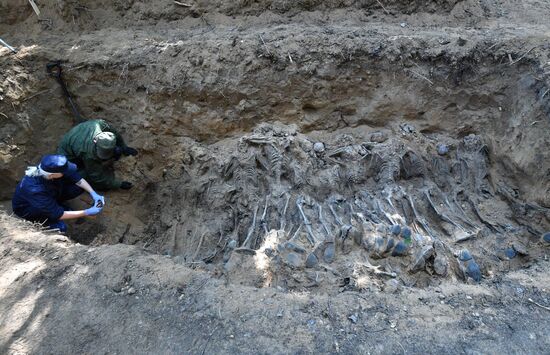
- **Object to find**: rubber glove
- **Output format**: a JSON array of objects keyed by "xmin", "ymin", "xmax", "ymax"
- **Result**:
[
  {"xmin": 85, "ymin": 205, "xmax": 103, "ymax": 216},
  {"xmin": 113, "ymin": 146, "xmax": 122, "ymax": 161},
  {"xmin": 122, "ymin": 147, "xmax": 138, "ymax": 156},
  {"xmin": 120, "ymin": 181, "xmax": 133, "ymax": 190},
  {"xmin": 90, "ymin": 191, "xmax": 105, "ymax": 208}
]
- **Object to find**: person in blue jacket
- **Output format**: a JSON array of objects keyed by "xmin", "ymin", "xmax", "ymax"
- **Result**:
[{"xmin": 12, "ymin": 154, "xmax": 105, "ymax": 233}]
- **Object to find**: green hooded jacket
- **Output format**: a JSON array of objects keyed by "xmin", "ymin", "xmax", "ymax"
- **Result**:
[{"xmin": 57, "ymin": 119, "xmax": 128, "ymax": 190}]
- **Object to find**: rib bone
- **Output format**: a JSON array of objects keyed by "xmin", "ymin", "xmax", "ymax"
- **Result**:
[{"xmin": 423, "ymin": 189, "xmax": 464, "ymax": 231}]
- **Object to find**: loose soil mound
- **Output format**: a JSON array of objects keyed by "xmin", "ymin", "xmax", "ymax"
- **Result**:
[{"xmin": 1, "ymin": 212, "xmax": 549, "ymax": 353}]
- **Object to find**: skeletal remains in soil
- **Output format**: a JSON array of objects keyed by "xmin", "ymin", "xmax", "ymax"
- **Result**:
[{"xmin": 171, "ymin": 125, "xmax": 549, "ymax": 287}]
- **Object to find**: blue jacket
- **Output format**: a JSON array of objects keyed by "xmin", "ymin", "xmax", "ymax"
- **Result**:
[{"xmin": 12, "ymin": 170, "xmax": 82, "ymax": 223}]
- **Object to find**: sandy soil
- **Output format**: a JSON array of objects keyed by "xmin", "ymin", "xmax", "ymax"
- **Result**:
[
  {"xmin": 1, "ymin": 213, "xmax": 550, "ymax": 354},
  {"xmin": 1, "ymin": 0, "xmax": 550, "ymax": 352}
]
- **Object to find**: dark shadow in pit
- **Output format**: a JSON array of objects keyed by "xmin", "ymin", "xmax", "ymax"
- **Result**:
[{"xmin": 68, "ymin": 221, "xmax": 105, "ymax": 245}]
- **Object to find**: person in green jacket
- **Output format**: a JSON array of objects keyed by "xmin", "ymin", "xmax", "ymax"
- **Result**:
[{"xmin": 57, "ymin": 119, "xmax": 138, "ymax": 191}]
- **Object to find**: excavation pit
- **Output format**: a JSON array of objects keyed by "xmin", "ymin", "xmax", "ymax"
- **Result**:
[{"xmin": 1, "ymin": 0, "xmax": 550, "ymax": 295}]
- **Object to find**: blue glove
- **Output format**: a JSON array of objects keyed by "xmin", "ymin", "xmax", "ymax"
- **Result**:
[
  {"xmin": 90, "ymin": 191, "xmax": 105, "ymax": 208},
  {"xmin": 113, "ymin": 146, "xmax": 122, "ymax": 161},
  {"xmin": 122, "ymin": 147, "xmax": 138, "ymax": 156},
  {"xmin": 85, "ymin": 205, "xmax": 103, "ymax": 216}
]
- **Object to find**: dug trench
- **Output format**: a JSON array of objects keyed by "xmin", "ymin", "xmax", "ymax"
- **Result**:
[
  {"xmin": 1, "ymin": 0, "xmax": 550, "ymax": 296},
  {"xmin": 2, "ymin": 1, "xmax": 550, "ymax": 352},
  {"xmin": 2, "ymin": 50, "xmax": 549, "ymax": 293}
]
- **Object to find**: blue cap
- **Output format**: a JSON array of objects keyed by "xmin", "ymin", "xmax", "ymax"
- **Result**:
[
  {"xmin": 391, "ymin": 241, "xmax": 408, "ymax": 256},
  {"xmin": 458, "ymin": 249, "xmax": 473, "ymax": 262},
  {"xmin": 401, "ymin": 226, "xmax": 412, "ymax": 239},
  {"xmin": 390, "ymin": 224, "xmax": 401, "ymax": 235},
  {"xmin": 504, "ymin": 247, "xmax": 517, "ymax": 259},
  {"xmin": 40, "ymin": 155, "xmax": 77, "ymax": 174},
  {"xmin": 466, "ymin": 261, "xmax": 481, "ymax": 282}
]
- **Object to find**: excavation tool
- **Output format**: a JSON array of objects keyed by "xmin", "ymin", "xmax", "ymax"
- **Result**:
[
  {"xmin": 46, "ymin": 61, "xmax": 85, "ymax": 125},
  {"xmin": 0, "ymin": 37, "xmax": 17, "ymax": 53}
]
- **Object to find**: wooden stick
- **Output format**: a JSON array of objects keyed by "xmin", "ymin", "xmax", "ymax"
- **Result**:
[
  {"xmin": 259, "ymin": 34, "xmax": 270, "ymax": 55},
  {"xmin": 65, "ymin": 64, "xmax": 87, "ymax": 72},
  {"xmin": 192, "ymin": 231, "xmax": 205, "ymax": 261},
  {"xmin": 528, "ymin": 298, "xmax": 550, "ymax": 312},
  {"xmin": 43, "ymin": 228, "xmax": 61, "ymax": 234},
  {"xmin": 406, "ymin": 69, "xmax": 433, "ymax": 85},
  {"xmin": 376, "ymin": 0, "xmax": 390, "ymax": 15},
  {"xmin": 21, "ymin": 88, "xmax": 54, "ymax": 102},
  {"xmin": 174, "ymin": 1, "xmax": 192, "ymax": 6},
  {"xmin": 509, "ymin": 47, "xmax": 536, "ymax": 65}
]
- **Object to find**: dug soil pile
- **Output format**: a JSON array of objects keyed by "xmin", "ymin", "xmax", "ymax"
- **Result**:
[{"xmin": 1, "ymin": 0, "xmax": 550, "ymax": 353}]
